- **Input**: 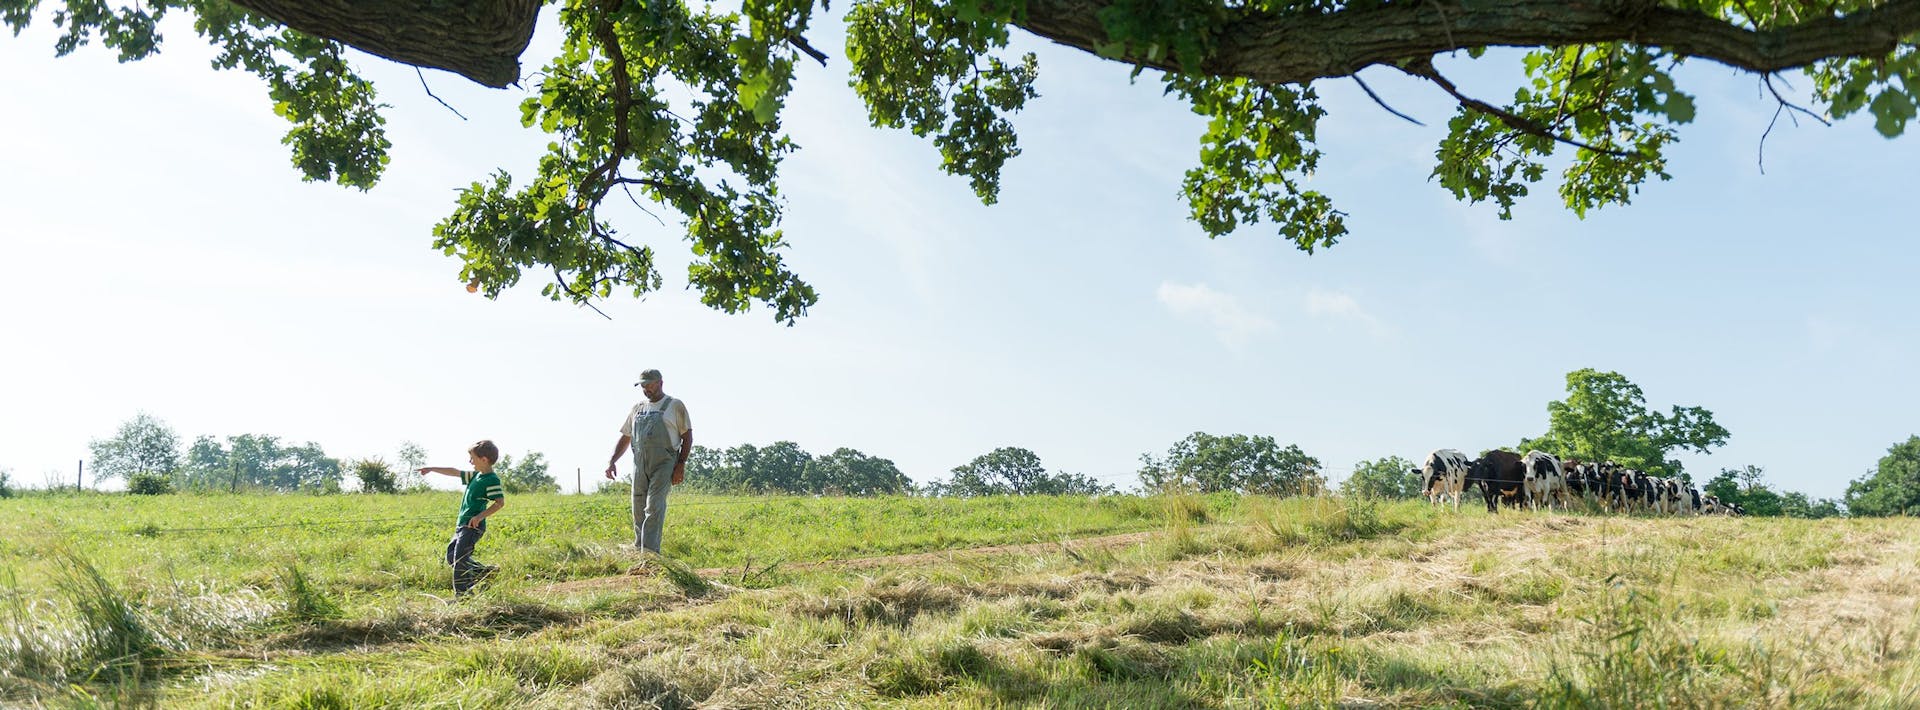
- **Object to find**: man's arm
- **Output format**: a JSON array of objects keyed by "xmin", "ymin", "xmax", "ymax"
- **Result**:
[
  {"xmin": 605, "ymin": 434, "xmax": 631, "ymax": 479},
  {"xmin": 467, "ymin": 497, "xmax": 505, "ymax": 528},
  {"xmin": 671, "ymin": 429, "xmax": 693, "ymax": 485}
]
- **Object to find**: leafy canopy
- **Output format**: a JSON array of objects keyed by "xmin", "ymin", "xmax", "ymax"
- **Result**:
[
  {"xmin": 1519, "ymin": 368, "xmax": 1730, "ymax": 479},
  {"xmin": 8, "ymin": 1, "xmax": 1920, "ymax": 320},
  {"xmin": 1138, "ymin": 432, "xmax": 1323, "ymax": 495},
  {"xmin": 1844, "ymin": 435, "xmax": 1920, "ymax": 516},
  {"xmin": 87, "ymin": 413, "xmax": 182, "ymax": 484},
  {"xmin": 1340, "ymin": 455, "xmax": 1422, "ymax": 500},
  {"xmin": 929, "ymin": 446, "xmax": 1114, "ymax": 496}
]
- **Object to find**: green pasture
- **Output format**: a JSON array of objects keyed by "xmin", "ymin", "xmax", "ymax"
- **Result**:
[{"xmin": 3, "ymin": 493, "xmax": 1917, "ymax": 708}]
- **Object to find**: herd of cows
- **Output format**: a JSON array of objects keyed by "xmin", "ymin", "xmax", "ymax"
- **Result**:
[{"xmin": 1416, "ymin": 449, "xmax": 1749, "ymax": 516}]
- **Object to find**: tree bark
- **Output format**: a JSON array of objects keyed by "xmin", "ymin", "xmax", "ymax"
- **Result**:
[
  {"xmin": 1018, "ymin": 0, "xmax": 1920, "ymax": 84},
  {"xmin": 226, "ymin": 0, "xmax": 541, "ymax": 88},
  {"xmin": 220, "ymin": 0, "xmax": 1920, "ymax": 89}
]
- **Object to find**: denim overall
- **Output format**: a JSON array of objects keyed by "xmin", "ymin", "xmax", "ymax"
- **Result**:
[{"xmin": 631, "ymin": 396, "xmax": 677, "ymax": 553}]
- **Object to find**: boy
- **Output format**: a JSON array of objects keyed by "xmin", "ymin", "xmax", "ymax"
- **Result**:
[{"xmin": 419, "ymin": 440, "xmax": 507, "ymax": 594}]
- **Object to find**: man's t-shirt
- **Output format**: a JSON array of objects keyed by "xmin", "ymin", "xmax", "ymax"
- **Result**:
[
  {"xmin": 619, "ymin": 397, "xmax": 691, "ymax": 452},
  {"xmin": 458, "ymin": 470, "xmax": 505, "ymax": 526}
]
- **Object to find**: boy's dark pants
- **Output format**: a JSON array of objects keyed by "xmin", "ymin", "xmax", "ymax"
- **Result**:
[{"xmin": 444, "ymin": 520, "xmax": 487, "ymax": 592}]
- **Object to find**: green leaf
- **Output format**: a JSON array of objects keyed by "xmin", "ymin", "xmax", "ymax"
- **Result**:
[{"xmin": 1870, "ymin": 90, "xmax": 1916, "ymax": 138}]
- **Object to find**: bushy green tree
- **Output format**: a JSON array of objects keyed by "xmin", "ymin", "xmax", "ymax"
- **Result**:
[
  {"xmin": 1138, "ymin": 433, "xmax": 1322, "ymax": 495},
  {"xmin": 13, "ymin": 3, "xmax": 1920, "ymax": 320},
  {"xmin": 87, "ymin": 413, "xmax": 181, "ymax": 485},
  {"xmin": 127, "ymin": 471, "xmax": 174, "ymax": 495},
  {"xmin": 929, "ymin": 447, "xmax": 1114, "ymax": 497},
  {"xmin": 187, "ymin": 434, "xmax": 343, "ymax": 492},
  {"xmin": 1778, "ymin": 491, "xmax": 1843, "ymax": 519},
  {"xmin": 352, "ymin": 458, "xmax": 399, "ymax": 494},
  {"xmin": 804, "ymin": 448, "xmax": 914, "ymax": 495},
  {"xmin": 1519, "ymin": 369, "xmax": 1729, "ymax": 480},
  {"xmin": 1845, "ymin": 436, "xmax": 1920, "ymax": 517},
  {"xmin": 496, "ymin": 451, "xmax": 560, "ymax": 494},
  {"xmin": 0, "ymin": 468, "xmax": 13, "ymax": 498},
  {"xmin": 684, "ymin": 442, "xmax": 917, "ymax": 495},
  {"xmin": 1340, "ymin": 456, "xmax": 1421, "ymax": 500}
]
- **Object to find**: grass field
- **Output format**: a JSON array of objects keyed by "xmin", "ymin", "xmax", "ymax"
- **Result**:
[{"xmin": 2, "ymin": 492, "xmax": 1917, "ymax": 708}]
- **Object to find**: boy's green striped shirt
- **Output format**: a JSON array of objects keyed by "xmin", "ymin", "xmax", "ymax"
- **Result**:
[{"xmin": 458, "ymin": 470, "xmax": 505, "ymax": 526}]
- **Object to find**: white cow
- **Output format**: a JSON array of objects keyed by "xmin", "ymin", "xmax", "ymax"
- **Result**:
[
  {"xmin": 1420, "ymin": 449, "xmax": 1474, "ymax": 511},
  {"xmin": 1521, "ymin": 450, "xmax": 1565, "ymax": 511}
]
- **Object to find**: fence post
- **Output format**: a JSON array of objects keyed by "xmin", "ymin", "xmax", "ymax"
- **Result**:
[{"xmin": 77, "ymin": 459, "xmax": 83, "ymax": 489}]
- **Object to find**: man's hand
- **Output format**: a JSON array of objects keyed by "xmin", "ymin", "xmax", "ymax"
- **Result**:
[
  {"xmin": 671, "ymin": 463, "xmax": 686, "ymax": 486},
  {"xmin": 605, "ymin": 463, "xmax": 618, "ymax": 480}
]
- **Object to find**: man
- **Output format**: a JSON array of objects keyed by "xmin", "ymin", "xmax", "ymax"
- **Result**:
[{"xmin": 605, "ymin": 369, "xmax": 693, "ymax": 554}]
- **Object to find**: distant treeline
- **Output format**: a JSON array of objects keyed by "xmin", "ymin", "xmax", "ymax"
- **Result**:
[{"xmin": 27, "ymin": 398, "xmax": 1920, "ymax": 517}]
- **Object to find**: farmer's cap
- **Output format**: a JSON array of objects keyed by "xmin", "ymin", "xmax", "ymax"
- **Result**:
[{"xmin": 634, "ymin": 369, "xmax": 663, "ymax": 387}]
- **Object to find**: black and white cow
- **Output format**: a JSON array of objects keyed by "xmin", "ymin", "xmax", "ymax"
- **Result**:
[
  {"xmin": 1469, "ymin": 450, "xmax": 1527, "ymax": 514},
  {"xmin": 1521, "ymin": 450, "xmax": 1565, "ymax": 511},
  {"xmin": 1418, "ymin": 449, "xmax": 1474, "ymax": 510}
]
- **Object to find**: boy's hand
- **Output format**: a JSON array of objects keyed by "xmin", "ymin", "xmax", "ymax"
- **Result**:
[
  {"xmin": 467, "ymin": 518, "xmax": 482, "ymax": 530},
  {"xmin": 417, "ymin": 467, "xmax": 429, "ymax": 476}
]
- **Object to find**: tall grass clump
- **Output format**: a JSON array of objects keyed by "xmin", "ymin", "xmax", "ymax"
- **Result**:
[
  {"xmin": 2, "ymin": 567, "xmax": 81, "ymax": 689},
  {"xmin": 1538, "ymin": 578, "xmax": 1763, "ymax": 708},
  {"xmin": 275, "ymin": 560, "xmax": 342, "ymax": 623},
  {"xmin": 1250, "ymin": 630, "xmax": 1350, "ymax": 707},
  {"xmin": 1156, "ymin": 491, "xmax": 1210, "ymax": 558},
  {"xmin": 51, "ymin": 550, "xmax": 168, "ymax": 682},
  {"xmin": 1250, "ymin": 495, "xmax": 1392, "ymax": 548}
]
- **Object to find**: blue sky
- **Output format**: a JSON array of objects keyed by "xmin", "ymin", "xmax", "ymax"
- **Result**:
[{"xmin": 2, "ymin": 11, "xmax": 1914, "ymax": 499}]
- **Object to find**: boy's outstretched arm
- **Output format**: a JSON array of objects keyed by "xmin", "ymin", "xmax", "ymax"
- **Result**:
[{"xmin": 418, "ymin": 467, "xmax": 464, "ymax": 478}]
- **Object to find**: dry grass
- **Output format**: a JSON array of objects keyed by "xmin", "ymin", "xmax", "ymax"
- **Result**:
[{"xmin": 7, "ymin": 497, "xmax": 1920, "ymax": 707}]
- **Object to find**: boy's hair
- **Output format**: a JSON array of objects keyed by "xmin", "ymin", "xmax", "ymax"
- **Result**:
[{"xmin": 468, "ymin": 439, "xmax": 500, "ymax": 465}]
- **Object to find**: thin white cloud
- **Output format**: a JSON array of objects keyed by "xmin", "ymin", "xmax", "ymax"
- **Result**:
[
  {"xmin": 1156, "ymin": 281, "xmax": 1274, "ymax": 345},
  {"xmin": 1305, "ymin": 287, "xmax": 1390, "ymax": 338}
]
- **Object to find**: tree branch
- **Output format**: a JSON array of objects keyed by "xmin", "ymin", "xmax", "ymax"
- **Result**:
[
  {"xmin": 415, "ymin": 67, "xmax": 468, "ymax": 120},
  {"xmin": 226, "ymin": 0, "xmax": 539, "ymax": 88},
  {"xmin": 1401, "ymin": 57, "xmax": 1643, "ymax": 159},
  {"xmin": 1351, "ymin": 72, "xmax": 1423, "ymax": 126},
  {"xmin": 789, "ymin": 35, "xmax": 830, "ymax": 66},
  {"xmin": 1018, "ymin": 0, "xmax": 1920, "ymax": 85}
]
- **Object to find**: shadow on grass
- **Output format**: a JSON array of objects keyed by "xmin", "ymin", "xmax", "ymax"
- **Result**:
[{"xmin": 267, "ymin": 600, "xmax": 579, "ymax": 651}]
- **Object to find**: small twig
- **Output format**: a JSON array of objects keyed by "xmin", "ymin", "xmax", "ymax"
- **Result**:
[
  {"xmin": 1755, "ymin": 73, "xmax": 1828, "ymax": 175},
  {"xmin": 1401, "ymin": 57, "xmax": 1644, "ymax": 160},
  {"xmin": 620, "ymin": 183, "xmax": 669, "ymax": 226},
  {"xmin": 1352, "ymin": 73, "xmax": 1424, "ymax": 126},
  {"xmin": 1759, "ymin": 103, "xmax": 1784, "ymax": 174},
  {"xmin": 415, "ymin": 67, "xmax": 469, "ymax": 121},
  {"xmin": 788, "ymin": 35, "xmax": 829, "ymax": 66},
  {"xmin": 1764, "ymin": 73, "xmax": 1830, "ymax": 127},
  {"xmin": 554, "ymin": 267, "xmax": 614, "ymax": 321}
]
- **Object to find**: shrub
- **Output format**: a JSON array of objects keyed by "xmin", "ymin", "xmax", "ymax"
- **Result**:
[
  {"xmin": 127, "ymin": 471, "xmax": 173, "ymax": 495},
  {"xmin": 352, "ymin": 457, "xmax": 398, "ymax": 494},
  {"xmin": 0, "ymin": 468, "xmax": 13, "ymax": 498}
]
